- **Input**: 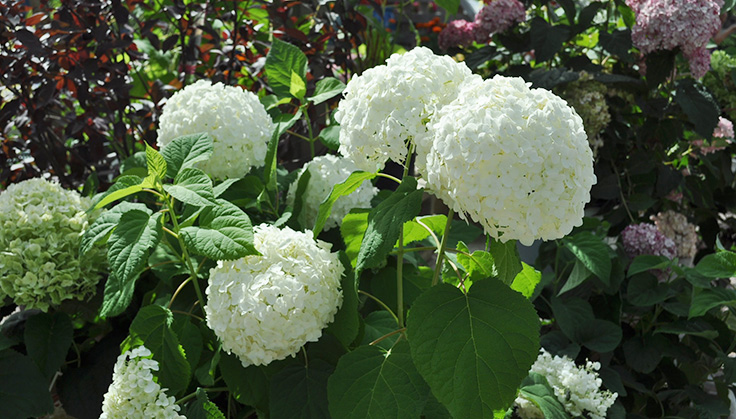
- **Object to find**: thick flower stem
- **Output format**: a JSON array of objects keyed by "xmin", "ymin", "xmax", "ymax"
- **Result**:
[{"xmin": 431, "ymin": 209, "xmax": 455, "ymax": 286}]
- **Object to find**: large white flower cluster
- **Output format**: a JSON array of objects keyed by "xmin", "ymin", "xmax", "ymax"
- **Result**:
[
  {"xmin": 516, "ymin": 349, "xmax": 618, "ymax": 419},
  {"xmin": 0, "ymin": 178, "xmax": 106, "ymax": 311},
  {"xmin": 205, "ymin": 224, "xmax": 343, "ymax": 367},
  {"xmin": 100, "ymin": 346, "xmax": 185, "ymax": 419},
  {"xmin": 422, "ymin": 75, "xmax": 596, "ymax": 246},
  {"xmin": 287, "ymin": 154, "xmax": 378, "ymax": 231},
  {"xmin": 335, "ymin": 47, "xmax": 480, "ymax": 172},
  {"xmin": 157, "ymin": 80, "xmax": 274, "ymax": 180}
]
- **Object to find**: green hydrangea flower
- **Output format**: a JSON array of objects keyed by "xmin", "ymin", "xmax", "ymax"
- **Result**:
[
  {"xmin": 0, "ymin": 178, "xmax": 106, "ymax": 311},
  {"xmin": 703, "ymin": 50, "xmax": 736, "ymax": 121},
  {"xmin": 556, "ymin": 72, "xmax": 611, "ymax": 156}
]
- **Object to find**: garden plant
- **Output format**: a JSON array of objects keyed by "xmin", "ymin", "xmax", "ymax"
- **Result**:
[{"xmin": 1, "ymin": 0, "xmax": 736, "ymax": 418}]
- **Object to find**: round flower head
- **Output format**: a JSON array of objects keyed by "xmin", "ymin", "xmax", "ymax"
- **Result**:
[
  {"xmin": 650, "ymin": 211, "xmax": 699, "ymax": 260},
  {"xmin": 556, "ymin": 72, "xmax": 611, "ymax": 156},
  {"xmin": 286, "ymin": 154, "xmax": 378, "ymax": 231},
  {"xmin": 422, "ymin": 75, "xmax": 596, "ymax": 246},
  {"xmin": 620, "ymin": 223, "xmax": 677, "ymax": 260},
  {"xmin": 335, "ymin": 47, "xmax": 480, "ymax": 172},
  {"xmin": 438, "ymin": 20, "xmax": 477, "ymax": 50},
  {"xmin": 205, "ymin": 224, "xmax": 344, "ymax": 367},
  {"xmin": 100, "ymin": 346, "xmax": 185, "ymax": 419},
  {"xmin": 157, "ymin": 80, "xmax": 274, "ymax": 179},
  {"xmin": 692, "ymin": 116, "xmax": 734, "ymax": 155},
  {"xmin": 0, "ymin": 178, "xmax": 106, "ymax": 311},
  {"xmin": 524, "ymin": 349, "xmax": 618, "ymax": 419},
  {"xmin": 473, "ymin": 0, "xmax": 527, "ymax": 43}
]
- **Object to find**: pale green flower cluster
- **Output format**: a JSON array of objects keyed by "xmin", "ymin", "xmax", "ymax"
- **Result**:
[
  {"xmin": 703, "ymin": 50, "xmax": 736, "ymax": 121},
  {"xmin": 0, "ymin": 178, "xmax": 105, "ymax": 311},
  {"xmin": 556, "ymin": 73, "xmax": 611, "ymax": 155},
  {"xmin": 100, "ymin": 346, "xmax": 185, "ymax": 419}
]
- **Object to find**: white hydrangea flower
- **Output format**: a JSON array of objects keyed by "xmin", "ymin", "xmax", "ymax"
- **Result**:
[
  {"xmin": 335, "ymin": 46, "xmax": 480, "ymax": 172},
  {"xmin": 525, "ymin": 349, "xmax": 618, "ymax": 419},
  {"xmin": 205, "ymin": 224, "xmax": 344, "ymax": 367},
  {"xmin": 100, "ymin": 346, "xmax": 185, "ymax": 419},
  {"xmin": 514, "ymin": 395, "xmax": 545, "ymax": 419},
  {"xmin": 0, "ymin": 178, "xmax": 106, "ymax": 311},
  {"xmin": 422, "ymin": 75, "xmax": 596, "ymax": 246},
  {"xmin": 157, "ymin": 80, "xmax": 274, "ymax": 180},
  {"xmin": 286, "ymin": 154, "xmax": 378, "ymax": 231}
]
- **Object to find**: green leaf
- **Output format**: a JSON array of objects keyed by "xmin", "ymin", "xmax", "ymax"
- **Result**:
[
  {"xmin": 563, "ymin": 232, "xmax": 611, "ymax": 285},
  {"xmin": 689, "ymin": 287, "xmax": 736, "ymax": 318},
  {"xmin": 325, "ymin": 254, "xmax": 360, "ymax": 346},
  {"xmin": 270, "ymin": 360, "xmax": 334, "ymax": 419},
  {"xmin": 695, "ymin": 251, "xmax": 736, "ymax": 278},
  {"xmin": 108, "ymin": 210, "xmax": 162, "ymax": 286},
  {"xmin": 675, "ymin": 78, "xmax": 721, "ymax": 138},
  {"xmin": 219, "ymin": 353, "xmax": 269, "ymax": 410},
  {"xmin": 622, "ymin": 335, "xmax": 666, "ymax": 373},
  {"xmin": 654, "ymin": 319, "xmax": 719, "ymax": 339},
  {"xmin": 318, "ymin": 124, "xmax": 340, "ymax": 151},
  {"xmin": 628, "ymin": 255, "xmax": 672, "ymax": 277},
  {"xmin": 309, "ymin": 77, "xmax": 346, "ymax": 105},
  {"xmin": 24, "ymin": 312, "xmax": 73, "ymax": 378},
  {"xmin": 80, "ymin": 202, "xmax": 149, "ymax": 255},
  {"xmin": 186, "ymin": 388, "xmax": 226, "ymax": 419},
  {"xmin": 627, "ymin": 273, "xmax": 669, "ymax": 307},
  {"xmin": 488, "ymin": 239, "xmax": 522, "ymax": 286},
  {"xmin": 327, "ymin": 341, "xmax": 429, "ymax": 419},
  {"xmin": 129, "ymin": 305, "xmax": 191, "ymax": 395},
  {"xmin": 360, "ymin": 311, "xmax": 399, "ymax": 350},
  {"xmin": 599, "ymin": 29, "xmax": 633, "ymax": 59},
  {"xmin": 164, "ymin": 168, "xmax": 217, "ymax": 207},
  {"xmin": 433, "ymin": 0, "xmax": 459, "ymax": 14},
  {"xmin": 145, "ymin": 143, "xmax": 168, "ymax": 183},
  {"xmin": 315, "ymin": 171, "xmax": 377, "ymax": 236},
  {"xmin": 92, "ymin": 176, "xmax": 145, "ymax": 210},
  {"xmin": 265, "ymin": 39, "xmax": 308, "ymax": 99},
  {"xmin": 551, "ymin": 297, "xmax": 621, "ymax": 352},
  {"xmin": 180, "ymin": 200, "xmax": 258, "ymax": 261},
  {"xmin": 161, "ymin": 133, "xmax": 214, "ymax": 179},
  {"xmin": 356, "ymin": 177, "xmax": 423, "ymax": 272},
  {"xmin": 530, "ymin": 17, "xmax": 570, "ymax": 62},
  {"xmin": 518, "ymin": 373, "xmax": 569, "ymax": 419},
  {"xmin": 340, "ymin": 209, "xmax": 370, "ymax": 267},
  {"xmin": 401, "ymin": 215, "xmax": 447, "ymax": 247},
  {"xmin": 456, "ymin": 241, "xmax": 496, "ymax": 285},
  {"xmin": 576, "ymin": 320, "xmax": 623, "ymax": 353},
  {"xmin": 558, "ymin": 259, "xmax": 591, "ymax": 295},
  {"xmin": 407, "ymin": 280, "xmax": 540, "ymax": 416},
  {"xmin": 0, "ymin": 349, "xmax": 54, "ymax": 419},
  {"xmin": 173, "ymin": 314, "xmax": 203, "ymax": 374},
  {"xmin": 511, "ymin": 262, "xmax": 542, "ymax": 299},
  {"xmin": 289, "ymin": 70, "xmax": 307, "ymax": 100},
  {"xmin": 100, "ymin": 272, "xmax": 138, "ymax": 317}
]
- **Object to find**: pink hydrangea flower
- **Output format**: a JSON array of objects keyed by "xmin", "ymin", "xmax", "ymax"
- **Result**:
[
  {"xmin": 474, "ymin": 0, "xmax": 526, "ymax": 43},
  {"xmin": 620, "ymin": 223, "xmax": 677, "ymax": 260},
  {"xmin": 439, "ymin": 19, "xmax": 477, "ymax": 50},
  {"xmin": 626, "ymin": 0, "xmax": 722, "ymax": 79},
  {"xmin": 713, "ymin": 116, "xmax": 735, "ymax": 138},
  {"xmin": 692, "ymin": 116, "xmax": 734, "ymax": 154}
]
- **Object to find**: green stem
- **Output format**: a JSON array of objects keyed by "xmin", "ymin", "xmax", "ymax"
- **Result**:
[
  {"xmin": 176, "ymin": 387, "xmax": 228, "ymax": 405},
  {"xmin": 358, "ymin": 290, "xmax": 398, "ymax": 323},
  {"xmin": 375, "ymin": 172, "xmax": 402, "ymax": 185},
  {"xmin": 369, "ymin": 327, "xmax": 407, "ymax": 346},
  {"xmin": 301, "ymin": 105, "xmax": 316, "ymax": 159},
  {"xmin": 431, "ymin": 209, "xmax": 455, "ymax": 286},
  {"xmin": 167, "ymin": 196, "xmax": 207, "ymax": 313},
  {"xmin": 397, "ymin": 224, "xmax": 405, "ymax": 328}
]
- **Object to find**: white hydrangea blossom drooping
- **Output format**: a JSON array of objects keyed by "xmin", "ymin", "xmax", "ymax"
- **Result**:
[
  {"xmin": 0, "ymin": 178, "xmax": 106, "ymax": 311},
  {"xmin": 335, "ymin": 47, "xmax": 480, "ymax": 172},
  {"xmin": 516, "ymin": 349, "xmax": 618, "ymax": 419},
  {"xmin": 205, "ymin": 224, "xmax": 344, "ymax": 367},
  {"xmin": 286, "ymin": 154, "xmax": 378, "ymax": 231},
  {"xmin": 100, "ymin": 346, "xmax": 185, "ymax": 419},
  {"xmin": 423, "ymin": 75, "xmax": 596, "ymax": 246},
  {"xmin": 157, "ymin": 80, "xmax": 274, "ymax": 180}
]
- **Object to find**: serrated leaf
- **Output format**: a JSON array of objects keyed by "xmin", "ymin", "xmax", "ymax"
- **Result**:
[
  {"xmin": 129, "ymin": 305, "xmax": 191, "ymax": 395},
  {"xmin": 530, "ymin": 17, "xmax": 570, "ymax": 62},
  {"xmin": 92, "ymin": 176, "xmax": 145, "ymax": 210},
  {"xmin": 24, "ymin": 312, "xmax": 73, "ymax": 378},
  {"xmin": 401, "ymin": 215, "xmax": 447, "ymax": 247},
  {"xmin": 315, "ymin": 171, "xmax": 377, "ymax": 236},
  {"xmin": 108, "ymin": 210, "xmax": 162, "ymax": 286},
  {"xmin": 270, "ymin": 360, "xmax": 333, "ymax": 419},
  {"xmin": 80, "ymin": 202, "xmax": 150, "ymax": 255},
  {"xmin": 511, "ymin": 262, "xmax": 542, "ymax": 299},
  {"xmin": 695, "ymin": 251, "xmax": 736, "ymax": 278},
  {"xmin": 145, "ymin": 143, "xmax": 168, "ymax": 183},
  {"xmin": 173, "ymin": 314, "xmax": 203, "ymax": 374},
  {"xmin": 0, "ymin": 350, "xmax": 54, "ymax": 419},
  {"xmin": 356, "ymin": 177, "xmax": 423, "ymax": 272},
  {"xmin": 563, "ymin": 232, "xmax": 611, "ymax": 284},
  {"xmin": 265, "ymin": 39, "xmax": 308, "ymax": 99},
  {"xmin": 627, "ymin": 273, "xmax": 669, "ymax": 307},
  {"xmin": 407, "ymin": 280, "xmax": 540, "ymax": 416},
  {"xmin": 290, "ymin": 70, "xmax": 307, "ymax": 99},
  {"xmin": 309, "ymin": 77, "xmax": 346, "ymax": 105},
  {"xmin": 100, "ymin": 272, "xmax": 138, "ymax": 317},
  {"xmin": 161, "ymin": 133, "xmax": 214, "ymax": 179},
  {"xmin": 675, "ymin": 78, "xmax": 720, "ymax": 138},
  {"xmin": 488, "ymin": 239, "xmax": 522, "ymax": 286},
  {"xmin": 628, "ymin": 255, "xmax": 672, "ymax": 277},
  {"xmin": 689, "ymin": 287, "xmax": 736, "ymax": 318},
  {"xmin": 164, "ymin": 168, "xmax": 217, "ymax": 207},
  {"xmin": 180, "ymin": 200, "xmax": 257, "ymax": 260},
  {"xmin": 186, "ymin": 388, "xmax": 226, "ymax": 419},
  {"xmin": 456, "ymin": 242, "xmax": 496, "ymax": 285},
  {"xmin": 328, "ymin": 341, "xmax": 429, "ymax": 419}
]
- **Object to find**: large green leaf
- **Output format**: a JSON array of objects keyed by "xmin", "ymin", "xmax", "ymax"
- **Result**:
[
  {"xmin": 23, "ymin": 312, "xmax": 73, "ymax": 379},
  {"xmin": 107, "ymin": 210, "xmax": 162, "ymax": 286},
  {"xmin": 100, "ymin": 272, "xmax": 138, "ymax": 317},
  {"xmin": 186, "ymin": 388, "xmax": 226, "ymax": 419},
  {"xmin": 308, "ymin": 77, "xmax": 345, "ymax": 105},
  {"xmin": 550, "ymin": 297, "xmax": 621, "ymax": 352},
  {"xmin": 407, "ymin": 280, "xmax": 540, "ymax": 416},
  {"xmin": 341, "ymin": 209, "xmax": 370, "ymax": 267},
  {"xmin": 265, "ymin": 39, "xmax": 308, "ymax": 99},
  {"xmin": 180, "ymin": 200, "xmax": 258, "ymax": 261},
  {"xmin": 627, "ymin": 255, "xmax": 672, "ymax": 277},
  {"xmin": 325, "ymin": 255, "xmax": 360, "ymax": 346},
  {"xmin": 689, "ymin": 287, "xmax": 736, "ymax": 318},
  {"xmin": 270, "ymin": 360, "xmax": 334, "ymax": 419},
  {"xmin": 558, "ymin": 259, "xmax": 591, "ymax": 295},
  {"xmin": 360, "ymin": 311, "xmax": 399, "ymax": 350},
  {"xmin": 161, "ymin": 132, "xmax": 214, "ymax": 179},
  {"xmin": 0, "ymin": 349, "xmax": 54, "ymax": 419},
  {"xmin": 80, "ymin": 202, "xmax": 149, "ymax": 255},
  {"xmin": 695, "ymin": 251, "xmax": 736, "ymax": 278},
  {"xmin": 219, "ymin": 353, "xmax": 269, "ymax": 410},
  {"xmin": 315, "ymin": 171, "xmax": 377, "ymax": 236},
  {"xmin": 530, "ymin": 17, "xmax": 570, "ymax": 62},
  {"xmin": 627, "ymin": 273, "xmax": 670, "ymax": 307},
  {"xmin": 327, "ymin": 341, "xmax": 429, "ymax": 419},
  {"xmin": 401, "ymin": 215, "xmax": 447, "ymax": 247},
  {"xmin": 675, "ymin": 78, "xmax": 721, "ymax": 138},
  {"xmin": 488, "ymin": 239, "xmax": 522, "ymax": 286},
  {"xmin": 92, "ymin": 175, "xmax": 145, "ymax": 210},
  {"xmin": 129, "ymin": 305, "xmax": 191, "ymax": 396},
  {"xmin": 511, "ymin": 262, "xmax": 542, "ymax": 299},
  {"xmin": 563, "ymin": 232, "xmax": 611, "ymax": 285},
  {"xmin": 356, "ymin": 177, "xmax": 423, "ymax": 272},
  {"xmin": 145, "ymin": 143, "xmax": 168, "ymax": 183},
  {"xmin": 164, "ymin": 168, "xmax": 217, "ymax": 207}
]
